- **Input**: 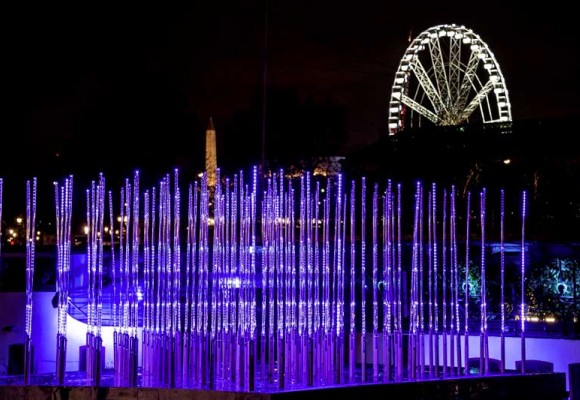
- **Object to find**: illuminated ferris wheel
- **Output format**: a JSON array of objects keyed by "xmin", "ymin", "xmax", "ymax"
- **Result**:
[{"xmin": 387, "ymin": 24, "xmax": 512, "ymax": 135}]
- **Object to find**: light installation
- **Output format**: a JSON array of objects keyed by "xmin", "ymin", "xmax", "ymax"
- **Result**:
[{"xmin": 5, "ymin": 167, "xmax": 533, "ymax": 391}]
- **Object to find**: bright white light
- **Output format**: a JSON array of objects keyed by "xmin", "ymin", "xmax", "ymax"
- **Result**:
[{"xmin": 228, "ymin": 277, "xmax": 241, "ymax": 289}]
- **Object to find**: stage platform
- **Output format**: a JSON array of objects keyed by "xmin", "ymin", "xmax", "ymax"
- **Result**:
[{"xmin": 0, "ymin": 372, "xmax": 569, "ymax": 400}]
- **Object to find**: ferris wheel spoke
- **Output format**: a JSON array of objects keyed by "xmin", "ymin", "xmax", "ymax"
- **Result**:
[
  {"xmin": 448, "ymin": 34, "xmax": 462, "ymax": 106},
  {"xmin": 458, "ymin": 79, "xmax": 495, "ymax": 122},
  {"xmin": 410, "ymin": 58, "xmax": 446, "ymax": 114},
  {"xmin": 401, "ymin": 94, "xmax": 440, "ymax": 124},
  {"xmin": 454, "ymin": 51, "xmax": 480, "ymax": 113},
  {"xmin": 429, "ymin": 36, "xmax": 451, "ymax": 105}
]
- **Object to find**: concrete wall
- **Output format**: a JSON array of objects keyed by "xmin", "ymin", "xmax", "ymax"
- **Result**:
[{"xmin": 0, "ymin": 292, "xmax": 140, "ymax": 375}]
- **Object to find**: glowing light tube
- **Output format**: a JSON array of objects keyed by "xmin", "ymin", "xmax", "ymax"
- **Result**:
[
  {"xmin": 24, "ymin": 178, "xmax": 37, "ymax": 385},
  {"xmin": 463, "ymin": 191, "xmax": 471, "ymax": 376},
  {"xmin": 520, "ymin": 190, "xmax": 527, "ymax": 372},
  {"xmin": 500, "ymin": 189, "xmax": 506, "ymax": 373},
  {"xmin": 55, "ymin": 176, "xmax": 73, "ymax": 386}
]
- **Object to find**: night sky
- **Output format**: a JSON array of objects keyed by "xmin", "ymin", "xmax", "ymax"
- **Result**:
[{"xmin": 3, "ymin": 1, "xmax": 579, "ymax": 181}]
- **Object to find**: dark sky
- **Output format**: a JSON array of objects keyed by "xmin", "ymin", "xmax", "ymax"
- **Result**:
[{"xmin": 3, "ymin": 1, "xmax": 579, "ymax": 179}]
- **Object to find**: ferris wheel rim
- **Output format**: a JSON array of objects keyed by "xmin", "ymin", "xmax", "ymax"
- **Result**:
[{"xmin": 387, "ymin": 23, "xmax": 512, "ymax": 135}]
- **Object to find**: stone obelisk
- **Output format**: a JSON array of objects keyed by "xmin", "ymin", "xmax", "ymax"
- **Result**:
[{"xmin": 205, "ymin": 117, "xmax": 217, "ymax": 189}]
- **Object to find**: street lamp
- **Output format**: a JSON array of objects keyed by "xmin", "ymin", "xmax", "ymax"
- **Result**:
[{"xmin": 16, "ymin": 217, "xmax": 23, "ymax": 246}]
